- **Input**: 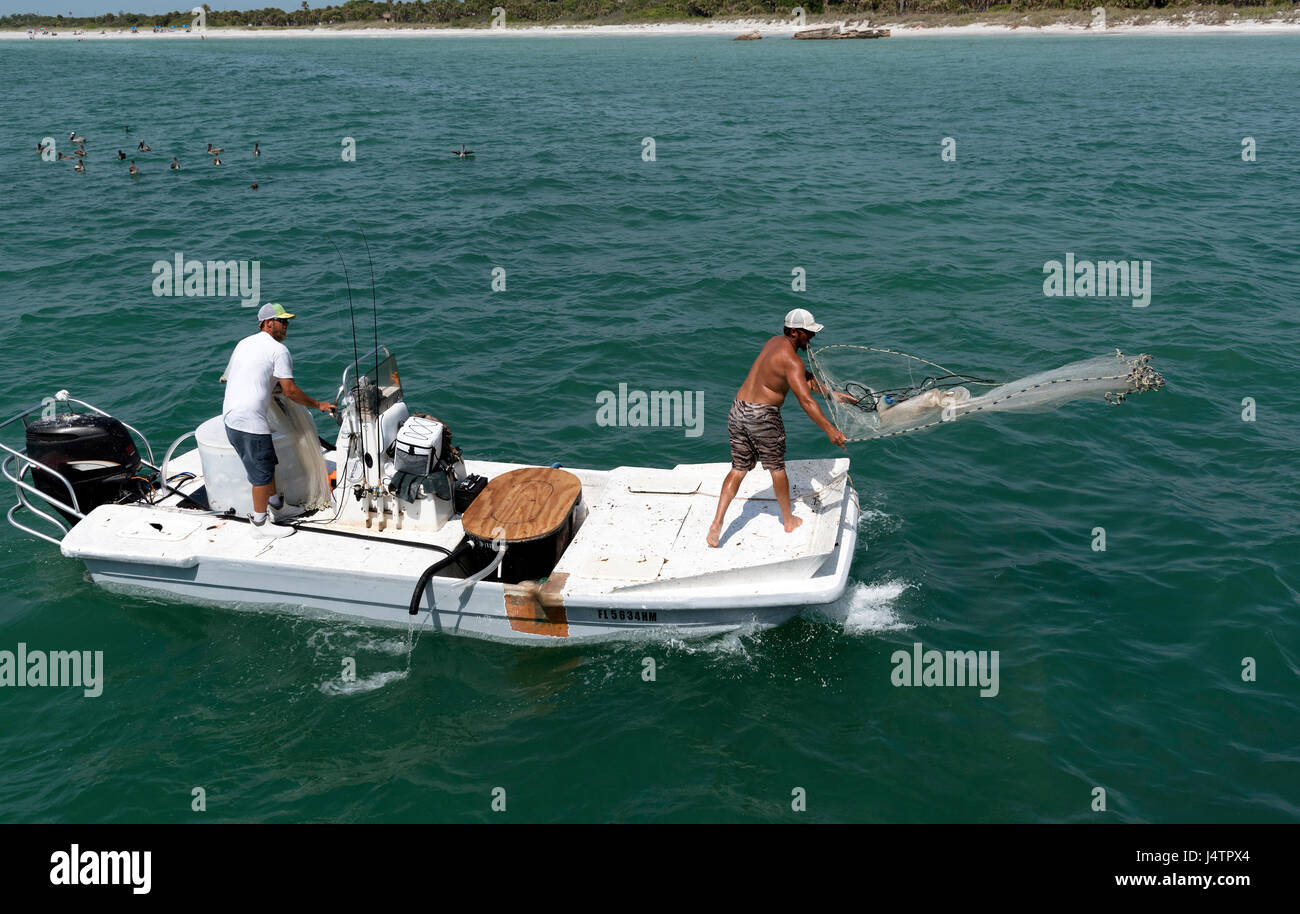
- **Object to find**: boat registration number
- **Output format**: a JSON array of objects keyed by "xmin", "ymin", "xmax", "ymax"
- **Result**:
[{"xmin": 595, "ymin": 609, "xmax": 658, "ymax": 623}]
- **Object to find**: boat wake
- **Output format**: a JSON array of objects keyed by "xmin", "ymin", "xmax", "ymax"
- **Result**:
[
  {"xmin": 318, "ymin": 668, "xmax": 409, "ymax": 696},
  {"xmin": 307, "ymin": 624, "xmax": 418, "ymax": 695},
  {"xmin": 305, "ymin": 625, "xmax": 409, "ymax": 658},
  {"xmin": 811, "ymin": 579, "xmax": 913, "ymax": 635},
  {"xmin": 350, "ymin": 635, "xmax": 409, "ymax": 655},
  {"xmin": 663, "ymin": 620, "xmax": 768, "ymax": 659}
]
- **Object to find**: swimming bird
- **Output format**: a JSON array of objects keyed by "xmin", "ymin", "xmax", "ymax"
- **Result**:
[
  {"xmin": 250, "ymin": 183, "xmax": 259, "ymax": 190},
  {"xmin": 170, "ymin": 157, "xmax": 180, "ymax": 170},
  {"xmin": 69, "ymin": 131, "xmax": 85, "ymax": 143},
  {"xmin": 206, "ymin": 143, "xmax": 223, "ymax": 156},
  {"xmin": 253, "ymin": 142, "xmax": 260, "ymax": 157},
  {"xmin": 128, "ymin": 160, "xmax": 140, "ymax": 175},
  {"xmin": 212, "ymin": 156, "xmax": 221, "ymax": 166},
  {"xmin": 117, "ymin": 149, "xmax": 126, "ymax": 160},
  {"xmin": 73, "ymin": 159, "xmax": 85, "ymax": 173},
  {"xmin": 451, "ymin": 144, "xmax": 475, "ymax": 158},
  {"xmin": 137, "ymin": 140, "xmax": 151, "ymax": 152},
  {"xmin": 73, "ymin": 145, "xmax": 86, "ymax": 157}
]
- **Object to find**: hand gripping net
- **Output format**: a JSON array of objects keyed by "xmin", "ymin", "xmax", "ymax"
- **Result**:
[{"xmin": 808, "ymin": 347, "xmax": 1165, "ymax": 442}]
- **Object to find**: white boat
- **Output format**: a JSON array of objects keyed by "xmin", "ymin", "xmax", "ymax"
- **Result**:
[{"xmin": 3, "ymin": 347, "xmax": 859, "ymax": 645}]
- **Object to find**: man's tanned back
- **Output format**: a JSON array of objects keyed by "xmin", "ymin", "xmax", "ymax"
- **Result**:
[{"xmin": 736, "ymin": 337, "xmax": 803, "ymax": 407}]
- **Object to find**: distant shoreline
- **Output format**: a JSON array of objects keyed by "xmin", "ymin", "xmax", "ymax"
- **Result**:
[{"xmin": 6, "ymin": 12, "xmax": 1300, "ymax": 40}]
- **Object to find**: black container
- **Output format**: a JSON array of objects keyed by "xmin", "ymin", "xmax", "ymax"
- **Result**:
[
  {"xmin": 498, "ymin": 511, "xmax": 576, "ymax": 584},
  {"xmin": 453, "ymin": 474, "xmax": 488, "ymax": 514},
  {"xmin": 24, "ymin": 413, "xmax": 142, "ymax": 522},
  {"xmin": 460, "ymin": 508, "xmax": 577, "ymax": 586}
]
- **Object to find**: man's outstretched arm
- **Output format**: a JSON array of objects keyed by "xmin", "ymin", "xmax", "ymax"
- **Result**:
[
  {"xmin": 788, "ymin": 362, "xmax": 846, "ymax": 449},
  {"xmin": 276, "ymin": 377, "xmax": 335, "ymax": 414},
  {"xmin": 807, "ymin": 370, "xmax": 857, "ymax": 403}
]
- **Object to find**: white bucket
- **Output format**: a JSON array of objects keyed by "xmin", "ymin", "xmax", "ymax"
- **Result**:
[{"xmin": 195, "ymin": 415, "xmax": 319, "ymax": 515}]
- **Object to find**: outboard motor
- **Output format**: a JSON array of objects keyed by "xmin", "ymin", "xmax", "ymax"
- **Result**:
[{"xmin": 24, "ymin": 414, "xmax": 142, "ymax": 522}]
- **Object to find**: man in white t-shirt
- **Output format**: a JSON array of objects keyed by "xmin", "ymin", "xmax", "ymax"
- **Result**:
[{"xmin": 223, "ymin": 302, "xmax": 335, "ymax": 537}]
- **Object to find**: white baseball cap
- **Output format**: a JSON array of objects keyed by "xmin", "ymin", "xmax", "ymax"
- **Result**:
[{"xmin": 784, "ymin": 308, "xmax": 824, "ymax": 333}]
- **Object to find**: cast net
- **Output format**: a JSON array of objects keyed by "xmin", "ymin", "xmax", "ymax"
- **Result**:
[{"xmin": 808, "ymin": 346, "xmax": 1165, "ymax": 442}]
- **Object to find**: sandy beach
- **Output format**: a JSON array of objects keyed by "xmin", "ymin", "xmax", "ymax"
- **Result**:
[{"xmin": 5, "ymin": 15, "xmax": 1300, "ymax": 40}]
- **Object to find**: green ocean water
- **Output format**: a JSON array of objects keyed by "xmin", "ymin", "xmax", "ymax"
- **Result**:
[{"xmin": 0, "ymin": 33, "xmax": 1297, "ymax": 823}]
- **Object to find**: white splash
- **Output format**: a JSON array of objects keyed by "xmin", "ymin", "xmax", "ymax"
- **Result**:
[
  {"xmin": 318, "ymin": 669, "xmax": 409, "ymax": 695},
  {"xmin": 816, "ymin": 579, "xmax": 912, "ymax": 635},
  {"xmin": 665, "ymin": 620, "xmax": 765, "ymax": 659},
  {"xmin": 353, "ymin": 637, "xmax": 408, "ymax": 655}
]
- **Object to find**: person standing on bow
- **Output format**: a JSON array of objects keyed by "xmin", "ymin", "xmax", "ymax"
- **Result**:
[
  {"xmin": 707, "ymin": 308, "xmax": 848, "ymax": 548},
  {"xmin": 222, "ymin": 303, "xmax": 335, "ymax": 538}
]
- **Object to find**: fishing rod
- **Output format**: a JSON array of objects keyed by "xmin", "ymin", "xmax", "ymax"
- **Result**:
[
  {"xmin": 327, "ymin": 237, "xmax": 361, "ymax": 382},
  {"xmin": 359, "ymin": 227, "xmax": 380, "ymax": 381},
  {"xmin": 328, "ymin": 237, "xmax": 366, "ymax": 489}
]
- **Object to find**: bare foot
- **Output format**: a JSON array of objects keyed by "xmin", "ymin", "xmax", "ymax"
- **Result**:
[
  {"xmin": 783, "ymin": 515, "xmax": 803, "ymax": 534},
  {"xmin": 706, "ymin": 522, "xmax": 721, "ymax": 548}
]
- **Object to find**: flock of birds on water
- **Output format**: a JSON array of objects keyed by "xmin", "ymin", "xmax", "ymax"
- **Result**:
[{"xmin": 38, "ymin": 129, "xmax": 477, "ymax": 186}]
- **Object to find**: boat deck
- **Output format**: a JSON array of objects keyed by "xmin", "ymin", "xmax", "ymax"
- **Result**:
[{"xmin": 554, "ymin": 457, "xmax": 851, "ymax": 597}]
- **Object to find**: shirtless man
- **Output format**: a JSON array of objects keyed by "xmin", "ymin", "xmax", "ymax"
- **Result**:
[{"xmin": 707, "ymin": 308, "xmax": 848, "ymax": 548}]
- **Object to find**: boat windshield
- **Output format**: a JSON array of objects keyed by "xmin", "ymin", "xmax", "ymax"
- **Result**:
[{"xmin": 340, "ymin": 347, "xmax": 403, "ymax": 421}]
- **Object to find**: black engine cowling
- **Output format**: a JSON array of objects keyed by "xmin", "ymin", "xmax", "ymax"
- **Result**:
[{"xmin": 24, "ymin": 414, "xmax": 142, "ymax": 522}]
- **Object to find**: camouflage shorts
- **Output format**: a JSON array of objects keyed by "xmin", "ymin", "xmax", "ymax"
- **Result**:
[{"xmin": 728, "ymin": 399, "xmax": 786, "ymax": 472}]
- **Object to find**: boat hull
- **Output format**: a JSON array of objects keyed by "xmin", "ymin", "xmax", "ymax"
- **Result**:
[
  {"xmin": 61, "ymin": 455, "xmax": 860, "ymax": 645},
  {"xmin": 78, "ymin": 510, "xmax": 856, "ymax": 644}
]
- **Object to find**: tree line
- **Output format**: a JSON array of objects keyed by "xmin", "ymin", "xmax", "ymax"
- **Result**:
[{"xmin": 5, "ymin": 0, "xmax": 1296, "ymax": 30}]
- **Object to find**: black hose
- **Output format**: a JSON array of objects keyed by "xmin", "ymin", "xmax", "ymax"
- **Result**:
[
  {"xmin": 408, "ymin": 538, "xmax": 474, "ymax": 616},
  {"xmin": 157, "ymin": 483, "xmax": 209, "ymax": 510},
  {"xmin": 277, "ymin": 521, "xmax": 454, "ymax": 555}
]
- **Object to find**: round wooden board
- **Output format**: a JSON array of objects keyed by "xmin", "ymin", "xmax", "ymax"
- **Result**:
[{"xmin": 461, "ymin": 467, "xmax": 582, "ymax": 543}]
